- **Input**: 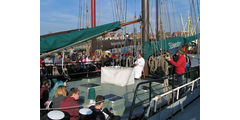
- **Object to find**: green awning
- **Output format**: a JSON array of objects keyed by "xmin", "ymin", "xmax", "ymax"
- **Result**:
[
  {"xmin": 40, "ymin": 21, "xmax": 121, "ymax": 53},
  {"xmin": 185, "ymin": 33, "xmax": 200, "ymax": 44},
  {"xmin": 143, "ymin": 33, "xmax": 200, "ymax": 59}
]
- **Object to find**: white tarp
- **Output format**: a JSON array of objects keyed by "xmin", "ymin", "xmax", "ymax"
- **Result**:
[{"xmin": 101, "ymin": 66, "xmax": 135, "ymax": 86}]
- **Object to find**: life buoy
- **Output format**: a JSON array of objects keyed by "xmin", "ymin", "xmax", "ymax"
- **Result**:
[
  {"xmin": 148, "ymin": 56, "xmax": 158, "ymax": 74},
  {"xmin": 95, "ymin": 49, "xmax": 103, "ymax": 56},
  {"xmin": 126, "ymin": 56, "xmax": 135, "ymax": 67},
  {"xmin": 52, "ymin": 66, "xmax": 60, "ymax": 76}
]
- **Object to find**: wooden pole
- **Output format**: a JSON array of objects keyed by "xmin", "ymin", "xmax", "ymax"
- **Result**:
[
  {"xmin": 142, "ymin": 0, "xmax": 150, "ymax": 76},
  {"xmin": 91, "ymin": 0, "xmax": 96, "ymax": 53}
]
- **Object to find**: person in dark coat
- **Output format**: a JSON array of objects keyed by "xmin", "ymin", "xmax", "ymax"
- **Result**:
[
  {"xmin": 40, "ymin": 80, "xmax": 50, "ymax": 108},
  {"xmin": 89, "ymin": 95, "xmax": 106, "ymax": 120},
  {"xmin": 59, "ymin": 88, "xmax": 80, "ymax": 120},
  {"xmin": 89, "ymin": 95, "xmax": 121, "ymax": 120}
]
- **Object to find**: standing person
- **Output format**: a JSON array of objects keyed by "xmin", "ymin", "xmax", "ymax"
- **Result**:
[
  {"xmin": 44, "ymin": 55, "xmax": 53, "ymax": 76},
  {"xmin": 166, "ymin": 49, "xmax": 186, "ymax": 87},
  {"xmin": 71, "ymin": 51, "xmax": 78, "ymax": 62},
  {"xmin": 59, "ymin": 88, "xmax": 80, "ymax": 120},
  {"xmin": 185, "ymin": 54, "xmax": 191, "ymax": 72},
  {"xmin": 64, "ymin": 55, "xmax": 71, "ymax": 64},
  {"xmin": 54, "ymin": 53, "xmax": 63, "ymax": 75},
  {"xmin": 101, "ymin": 54, "xmax": 108, "ymax": 67},
  {"xmin": 134, "ymin": 53, "xmax": 145, "ymax": 79},
  {"xmin": 52, "ymin": 86, "xmax": 67, "ymax": 108},
  {"xmin": 70, "ymin": 47, "xmax": 74, "ymax": 56}
]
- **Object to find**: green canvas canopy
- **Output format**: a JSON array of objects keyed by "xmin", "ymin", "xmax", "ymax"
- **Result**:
[
  {"xmin": 143, "ymin": 33, "xmax": 200, "ymax": 59},
  {"xmin": 40, "ymin": 21, "xmax": 121, "ymax": 54}
]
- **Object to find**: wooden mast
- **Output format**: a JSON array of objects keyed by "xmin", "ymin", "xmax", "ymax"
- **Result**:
[
  {"xmin": 142, "ymin": 0, "xmax": 149, "ymax": 43},
  {"xmin": 142, "ymin": 0, "xmax": 150, "ymax": 76},
  {"xmin": 91, "ymin": 0, "xmax": 97, "ymax": 53},
  {"xmin": 91, "ymin": 0, "xmax": 96, "ymax": 27}
]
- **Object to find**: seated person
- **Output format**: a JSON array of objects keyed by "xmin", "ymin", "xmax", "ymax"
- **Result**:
[
  {"xmin": 49, "ymin": 80, "xmax": 64, "ymax": 100},
  {"xmin": 59, "ymin": 88, "xmax": 80, "ymax": 120},
  {"xmin": 89, "ymin": 95, "xmax": 121, "ymax": 120},
  {"xmin": 89, "ymin": 95, "xmax": 106, "ymax": 120},
  {"xmin": 40, "ymin": 80, "xmax": 50, "ymax": 109},
  {"xmin": 52, "ymin": 86, "xmax": 67, "ymax": 108}
]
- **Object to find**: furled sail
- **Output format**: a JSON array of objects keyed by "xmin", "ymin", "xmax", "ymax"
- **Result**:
[{"xmin": 40, "ymin": 21, "xmax": 121, "ymax": 53}]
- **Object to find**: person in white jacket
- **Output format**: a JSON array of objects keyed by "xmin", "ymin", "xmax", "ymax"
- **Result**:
[{"xmin": 134, "ymin": 53, "xmax": 145, "ymax": 79}]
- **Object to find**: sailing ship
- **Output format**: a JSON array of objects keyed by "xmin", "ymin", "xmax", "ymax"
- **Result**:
[{"xmin": 40, "ymin": 0, "xmax": 200, "ymax": 119}]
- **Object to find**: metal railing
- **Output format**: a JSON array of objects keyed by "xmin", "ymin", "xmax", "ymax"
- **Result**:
[
  {"xmin": 128, "ymin": 76, "xmax": 168, "ymax": 120},
  {"xmin": 145, "ymin": 77, "xmax": 200, "ymax": 117},
  {"xmin": 128, "ymin": 66, "xmax": 200, "ymax": 120}
]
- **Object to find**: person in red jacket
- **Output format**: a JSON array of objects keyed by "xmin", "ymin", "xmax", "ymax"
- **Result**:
[
  {"xmin": 59, "ymin": 88, "xmax": 80, "ymax": 120},
  {"xmin": 167, "ymin": 49, "xmax": 186, "ymax": 87}
]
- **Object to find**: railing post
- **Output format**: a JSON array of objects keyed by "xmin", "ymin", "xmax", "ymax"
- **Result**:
[
  {"xmin": 172, "ymin": 74, "xmax": 175, "ymax": 89},
  {"xmin": 176, "ymin": 88, "xmax": 179, "ymax": 100},
  {"xmin": 149, "ymin": 82, "xmax": 152, "ymax": 102},
  {"xmin": 191, "ymin": 82, "xmax": 194, "ymax": 91}
]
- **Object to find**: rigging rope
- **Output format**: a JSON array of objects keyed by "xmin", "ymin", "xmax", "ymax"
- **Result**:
[
  {"xmin": 126, "ymin": 56, "xmax": 135, "ymax": 67},
  {"xmin": 170, "ymin": 0, "xmax": 177, "ymax": 32},
  {"xmin": 166, "ymin": 0, "xmax": 172, "ymax": 35},
  {"xmin": 82, "ymin": 0, "xmax": 85, "ymax": 29},
  {"xmin": 78, "ymin": 0, "xmax": 81, "ymax": 29},
  {"xmin": 95, "ymin": 49, "xmax": 103, "ymax": 57},
  {"xmin": 62, "ymin": 50, "xmax": 71, "ymax": 83},
  {"xmin": 110, "ymin": 0, "xmax": 116, "ymax": 21},
  {"xmin": 97, "ymin": 0, "xmax": 101, "ymax": 26}
]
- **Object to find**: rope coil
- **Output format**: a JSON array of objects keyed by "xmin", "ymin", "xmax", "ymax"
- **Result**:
[{"xmin": 126, "ymin": 56, "xmax": 135, "ymax": 67}]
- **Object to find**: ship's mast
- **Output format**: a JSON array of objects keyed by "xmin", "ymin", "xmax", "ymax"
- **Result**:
[
  {"xmin": 141, "ymin": 0, "xmax": 150, "ymax": 78},
  {"xmin": 142, "ymin": 0, "xmax": 150, "ymax": 44},
  {"xmin": 91, "ymin": 0, "xmax": 96, "ymax": 27},
  {"xmin": 91, "ymin": 0, "xmax": 97, "ymax": 53},
  {"xmin": 142, "ymin": 0, "xmax": 149, "ymax": 43}
]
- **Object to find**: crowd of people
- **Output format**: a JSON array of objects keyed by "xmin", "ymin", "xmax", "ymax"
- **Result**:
[
  {"xmin": 40, "ymin": 78, "xmax": 120, "ymax": 120},
  {"xmin": 40, "ymin": 49, "xmax": 137, "ymax": 77},
  {"xmin": 40, "ymin": 47, "xmax": 192, "ymax": 119}
]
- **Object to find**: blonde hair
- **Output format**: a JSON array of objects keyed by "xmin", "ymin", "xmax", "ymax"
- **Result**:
[{"xmin": 54, "ymin": 86, "xmax": 67, "ymax": 98}]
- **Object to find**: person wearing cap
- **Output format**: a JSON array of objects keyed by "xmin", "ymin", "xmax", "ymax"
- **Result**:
[
  {"xmin": 59, "ymin": 88, "xmax": 80, "ymax": 120},
  {"xmin": 166, "ymin": 49, "xmax": 186, "ymax": 87}
]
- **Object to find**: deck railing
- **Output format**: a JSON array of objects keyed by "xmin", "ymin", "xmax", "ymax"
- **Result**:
[
  {"xmin": 128, "ymin": 66, "xmax": 200, "ymax": 120},
  {"xmin": 145, "ymin": 77, "xmax": 200, "ymax": 118}
]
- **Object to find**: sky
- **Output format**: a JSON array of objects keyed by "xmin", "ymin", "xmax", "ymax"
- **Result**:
[{"xmin": 40, "ymin": 0, "xmax": 200, "ymax": 35}]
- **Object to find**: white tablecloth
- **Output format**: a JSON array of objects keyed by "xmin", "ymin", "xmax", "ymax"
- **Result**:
[{"xmin": 101, "ymin": 66, "xmax": 135, "ymax": 86}]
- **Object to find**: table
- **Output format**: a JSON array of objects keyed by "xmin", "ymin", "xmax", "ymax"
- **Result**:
[{"xmin": 101, "ymin": 66, "xmax": 135, "ymax": 86}]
